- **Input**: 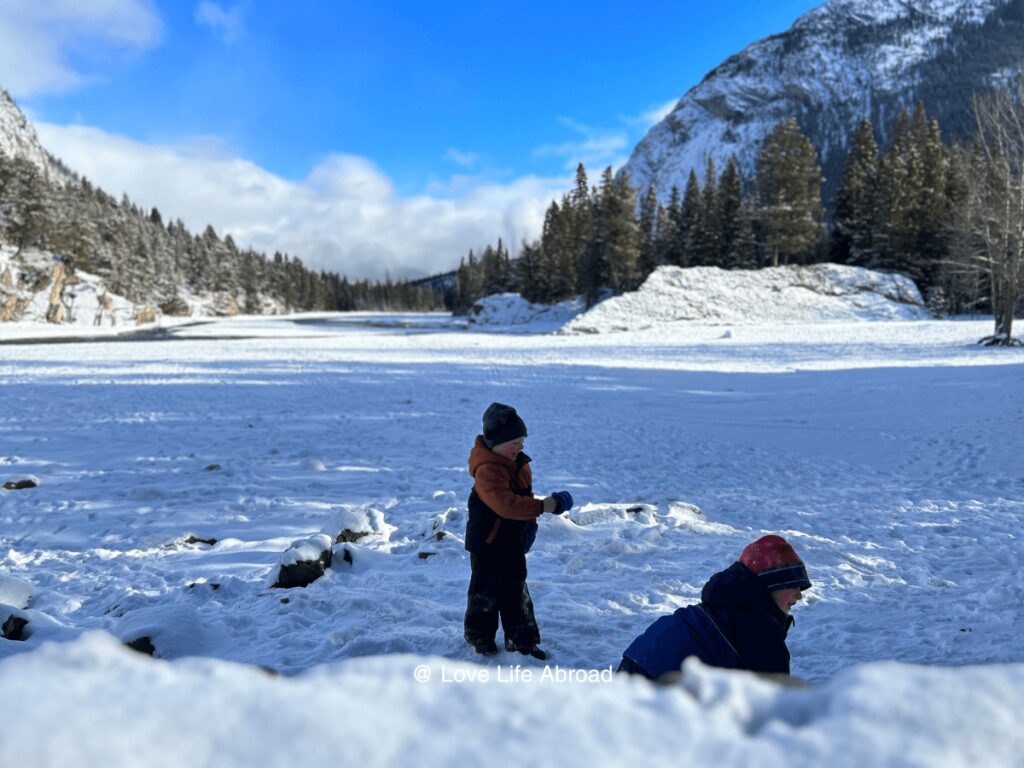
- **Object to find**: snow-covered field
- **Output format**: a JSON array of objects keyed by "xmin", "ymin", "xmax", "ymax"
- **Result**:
[{"xmin": 2, "ymin": 313, "xmax": 1023, "ymax": 766}]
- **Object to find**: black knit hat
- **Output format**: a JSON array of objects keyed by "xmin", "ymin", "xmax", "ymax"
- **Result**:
[{"xmin": 482, "ymin": 402, "xmax": 527, "ymax": 448}]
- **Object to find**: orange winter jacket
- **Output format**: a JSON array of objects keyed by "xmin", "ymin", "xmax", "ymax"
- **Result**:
[{"xmin": 465, "ymin": 436, "xmax": 541, "ymax": 551}]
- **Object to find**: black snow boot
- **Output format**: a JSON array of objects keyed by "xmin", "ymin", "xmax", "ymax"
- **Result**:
[
  {"xmin": 505, "ymin": 637, "xmax": 547, "ymax": 660},
  {"xmin": 471, "ymin": 638, "xmax": 498, "ymax": 656}
]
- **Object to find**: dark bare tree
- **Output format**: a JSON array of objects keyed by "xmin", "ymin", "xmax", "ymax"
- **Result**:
[{"xmin": 959, "ymin": 81, "xmax": 1024, "ymax": 345}]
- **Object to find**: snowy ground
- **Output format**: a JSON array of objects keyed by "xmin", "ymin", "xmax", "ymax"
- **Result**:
[{"xmin": 1, "ymin": 313, "xmax": 1023, "ymax": 766}]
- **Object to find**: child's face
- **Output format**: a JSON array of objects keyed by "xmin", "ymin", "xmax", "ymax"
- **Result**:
[
  {"xmin": 493, "ymin": 437, "xmax": 525, "ymax": 460},
  {"xmin": 773, "ymin": 588, "xmax": 803, "ymax": 614}
]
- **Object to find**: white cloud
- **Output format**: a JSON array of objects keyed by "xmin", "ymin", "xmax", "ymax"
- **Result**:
[
  {"xmin": 625, "ymin": 98, "xmax": 679, "ymax": 130},
  {"xmin": 532, "ymin": 116, "xmax": 630, "ymax": 172},
  {"xmin": 35, "ymin": 123, "xmax": 570, "ymax": 280},
  {"xmin": 531, "ymin": 102, "xmax": 680, "ymax": 174},
  {"xmin": 194, "ymin": 2, "xmax": 245, "ymax": 44},
  {"xmin": 444, "ymin": 148, "xmax": 480, "ymax": 168},
  {"xmin": 0, "ymin": 0, "xmax": 162, "ymax": 96}
]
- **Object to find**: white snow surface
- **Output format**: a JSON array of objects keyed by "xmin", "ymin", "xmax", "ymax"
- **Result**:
[
  {"xmin": 1, "ymin": 311, "xmax": 1023, "ymax": 766},
  {"xmin": 563, "ymin": 264, "xmax": 928, "ymax": 333}
]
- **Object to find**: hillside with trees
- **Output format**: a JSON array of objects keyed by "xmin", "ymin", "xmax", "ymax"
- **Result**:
[{"xmin": 0, "ymin": 140, "xmax": 443, "ymax": 318}]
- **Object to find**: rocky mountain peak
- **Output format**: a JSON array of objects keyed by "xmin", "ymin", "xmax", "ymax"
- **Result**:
[{"xmin": 621, "ymin": 0, "xmax": 1019, "ymax": 206}]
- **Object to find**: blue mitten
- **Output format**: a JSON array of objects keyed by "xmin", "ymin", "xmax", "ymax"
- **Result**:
[{"xmin": 551, "ymin": 490, "xmax": 574, "ymax": 513}]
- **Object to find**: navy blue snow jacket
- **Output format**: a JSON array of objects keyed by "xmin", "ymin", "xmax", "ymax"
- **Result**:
[{"xmin": 619, "ymin": 562, "xmax": 794, "ymax": 679}]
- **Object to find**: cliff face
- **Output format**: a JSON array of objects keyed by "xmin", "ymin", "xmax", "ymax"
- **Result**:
[
  {"xmin": 621, "ymin": 0, "xmax": 1023, "ymax": 203},
  {"xmin": 0, "ymin": 90, "xmax": 70, "ymax": 182}
]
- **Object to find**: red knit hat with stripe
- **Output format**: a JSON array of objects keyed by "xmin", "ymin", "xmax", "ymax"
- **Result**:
[{"xmin": 739, "ymin": 535, "xmax": 811, "ymax": 592}]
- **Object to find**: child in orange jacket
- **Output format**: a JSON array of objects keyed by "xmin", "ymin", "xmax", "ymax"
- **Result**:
[{"xmin": 463, "ymin": 402, "xmax": 573, "ymax": 659}]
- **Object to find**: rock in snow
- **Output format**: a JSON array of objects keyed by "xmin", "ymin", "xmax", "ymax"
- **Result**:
[{"xmin": 272, "ymin": 534, "xmax": 335, "ymax": 589}]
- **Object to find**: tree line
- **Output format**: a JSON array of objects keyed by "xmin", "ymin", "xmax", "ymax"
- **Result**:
[
  {"xmin": 0, "ymin": 156, "xmax": 443, "ymax": 314},
  {"xmin": 452, "ymin": 96, "xmax": 1023, "ymax": 343}
]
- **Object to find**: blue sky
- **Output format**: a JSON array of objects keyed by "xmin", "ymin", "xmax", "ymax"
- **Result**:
[{"xmin": 2, "ymin": 0, "xmax": 823, "ymax": 278}]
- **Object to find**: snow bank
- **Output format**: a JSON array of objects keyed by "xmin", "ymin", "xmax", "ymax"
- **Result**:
[
  {"xmin": 469, "ymin": 292, "xmax": 584, "ymax": 331},
  {"xmin": 322, "ymin": 505, "xmax": 395, "ymax": 543},
  {"xmin": 562, "ymin": 264, "xmax": 929, "ymax": 334},
  {"xmin": 1, "ymin": 632, "xmax": 1021, "ymax": 767},
  {"xmin": 0, "ymin": 576, "xmax": 33, "ymax": 610}
]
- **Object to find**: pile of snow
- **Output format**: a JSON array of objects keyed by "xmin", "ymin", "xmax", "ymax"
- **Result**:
[
  {"xmin": 0, "ymin": 633, "xmax": 1021, "ymax": 767},
  {"xmin": 0, "ymin": 576, "xmax": 33, "ymax": 610},
  {"xmin": 562, "ymin": 264, "xmax": 929, "ymax": 334},
  {"xmin": 0, "ymin": 246, "xmax": 144, "ymax": 327},
  {"xmin": 469, "ymin": 292, "xmax": 584, "ymax": 331},
  {"xmin": 322, "ymin": 504, "xmax": 395, "ymax": 543}
]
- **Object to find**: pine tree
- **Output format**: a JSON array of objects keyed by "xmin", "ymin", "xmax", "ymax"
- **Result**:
[
  {"xmin": 657, "ymin": 186, "xmax": 682, "ymax": 266},
  {"xmin": 609, "ymin": 172, "xmax": 641, "ymax": 291},
  {"xmin": 718, "ymin": 156, "xmax": 744, "ymax": 269},
  {"xmin": 580, "ymin": 167, "xmax": 640, "ymax": 303},
  {"xmin": 541, "ymin": 199, "xmax": 579, "ymax": 302},
  {"xmin": 732, "ymin": 199, "xmax": 761, "ymax": 269},
  {"xmin": 695, "ymin": 158, "xmax": 720, "ymax": 266},
  {"xmin": 678, "ymin": 170, "xmax": 703, "ymax": 267},
  {"xmin": 831, "ymin": 118, "xmax": 879, "ymax": 266},
  {"xmin": 479, "ymin": 243, "xmax": 505, "ymax": 296},
  {"xmin": 517, "ymin": 239, "xmax": 546, "ymax": 304},
  {"xmin": 914, "ymin": 108, "xmax": 952, "ymax": 293},
  {"xmin": 871, "ymin": 105, "xmax": 951, "ymax": 293},
  {"xmin": 568, "ymin": 163, "xmax": 592, "ymax": 295},
  {"xmin": 637, "ymin": 185, "xmax": 660, "ymax": 281},
  {"xmin": 755, "ymin": 118, "xmax": 825, "ymax": 266}
]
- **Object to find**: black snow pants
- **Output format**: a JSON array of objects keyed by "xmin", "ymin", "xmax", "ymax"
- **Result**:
[{"xmin": 463, "ymin": 544, "xmax": 540, "ymax": 649}]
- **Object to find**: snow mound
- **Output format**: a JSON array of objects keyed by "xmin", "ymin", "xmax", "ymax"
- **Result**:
[
  {"xmin": 469, "ymin": 293, "xmax": 584, "ymax": 331},
  {"xmin": 562, "ymin": 264, "xmax": 928, "ymax": 334},
  {"xmin": 0, "ymin": 576, "xmax": 33, "ymax": 610},
  {"xmin": 322, "ymin": 505, "xmax": 395, "ymax": 543},
  {"xmin": 2, "ymin": 632, "xmax": 1023, "ymax": 767}
]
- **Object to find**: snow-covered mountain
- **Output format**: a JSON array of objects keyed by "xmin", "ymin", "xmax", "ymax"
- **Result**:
[
  {"xmin": 0, "ymin": 90, "xmax": 70, "ymax": 183},
  {"xmin": 622, "ymin": 0, "xmax": 1020, "ymax": 202}
]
